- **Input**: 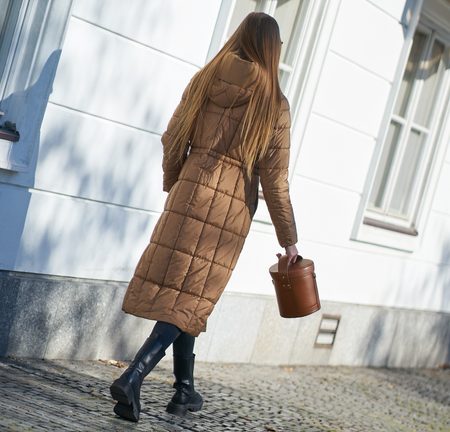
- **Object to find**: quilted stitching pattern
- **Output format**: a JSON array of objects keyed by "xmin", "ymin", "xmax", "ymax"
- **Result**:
[{"xmin": 122, "ymin": 52, "xmax": 298, "ymax": 336}]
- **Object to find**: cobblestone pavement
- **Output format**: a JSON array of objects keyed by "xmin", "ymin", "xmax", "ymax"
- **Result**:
[{"xmin": 0, "ymin": 356, "xmax": 448, "ymax": 432}]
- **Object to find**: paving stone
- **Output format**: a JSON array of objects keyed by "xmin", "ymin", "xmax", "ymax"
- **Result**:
[{"xmin": 0, "ymin": 357, "xmax": 448, "ymax": 431}]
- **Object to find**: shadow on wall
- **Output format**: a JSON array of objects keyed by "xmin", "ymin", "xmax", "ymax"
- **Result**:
[
  {"xmin": 0, "ymin": 0, "xmax": 193, "ymax": 360},
  {"xmin": 359, "ymin": 235, "xmax": 450, "ymax": 368},
  {"xmin": 438, "ymin": 236, "xmax": 450, "ymax": 312},
  {"xmin": 1, "ymin": 0, "xmax": 448, "ymax": 364},
  {"xmin": 0, "ymin": 271, "xmax": 154, "ymax": 360},
  {"xmin": 0, "ymin": 50, "xmax": 62, "ymax": 257},
  {"xmin": 0, "ymin": 50, "xmax": 62, "ymax": 357},
  {"xmin": 0, "ymin": 45, "xmax": 164, "ymax": 359},
  {"xmin": 6, "ymin": 0, "xmax": 189, "ymax": 279},
  {"xmin": 359, "ymin": 306, "xmax": 450, "ymax": 368},
  {"xmin": 435, "ymin": 235, "xmax": 450, "ymax": 365},
  {"xmin": 352, "ymin": 0, "xmax": 450, "ymax": 368}
]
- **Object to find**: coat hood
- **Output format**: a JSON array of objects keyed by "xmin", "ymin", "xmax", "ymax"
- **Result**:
[{"xmin": 207, "ymin": 52, "xmax": 260, "ymax": 108}]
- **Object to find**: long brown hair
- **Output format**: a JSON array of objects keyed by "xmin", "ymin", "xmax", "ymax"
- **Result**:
[{"xmin": 167, "ymin": 12, "xmax": 283, "ymax": 178}]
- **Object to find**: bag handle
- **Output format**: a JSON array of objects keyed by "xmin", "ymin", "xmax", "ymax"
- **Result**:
[{"xmin": 276, "ymin": 253, "xmax": 303, "ymax": 286}]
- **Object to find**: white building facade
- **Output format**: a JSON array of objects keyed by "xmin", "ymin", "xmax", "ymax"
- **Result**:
[{"xmin": 0, "ymin": 0, "xmax": 449, "ymax": 367}]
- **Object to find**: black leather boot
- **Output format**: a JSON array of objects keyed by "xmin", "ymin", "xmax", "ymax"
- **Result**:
[
  {"xmin": 166, "ymin": 353, "xmax": 203, "ymax": 416},
  {"xmin": 110, "ymin": 332, "xmax": 166, "ymax": 422}
]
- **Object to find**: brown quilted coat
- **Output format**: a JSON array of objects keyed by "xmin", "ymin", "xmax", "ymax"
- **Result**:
[{"xmin": 121, "ymin": 52, "xmax": 297, "ymax": 336}]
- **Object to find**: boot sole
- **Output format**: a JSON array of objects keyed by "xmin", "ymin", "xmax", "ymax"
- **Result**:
[
  {"xmin": 166, "ymin": 399, "xmax": 203, "ymax": 417},
  {"xmin": 110, "ymin": 381, "xmax": 131, "ymax": 405},
  {"xmin": 113, "ymin": 401, "xmax": 139, "ymax": 422},
  {"xmin": 110, "ymin": 381, "xmax": 140, "ymax": 422}
]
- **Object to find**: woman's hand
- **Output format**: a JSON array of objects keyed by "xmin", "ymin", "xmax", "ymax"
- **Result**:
[{"xmin": 285, "ymin": 244, "xmax": 299, "ymax": 264}]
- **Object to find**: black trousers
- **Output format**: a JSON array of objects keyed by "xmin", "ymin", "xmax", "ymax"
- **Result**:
[{"xmin": 151, "ymin": 321, "xmax": 196, "ymax": 356}]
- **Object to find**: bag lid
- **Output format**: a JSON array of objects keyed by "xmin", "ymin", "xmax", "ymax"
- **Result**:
[{"xmin": 269, "ymin": 254, "xmax": 315, "ymax": 277}]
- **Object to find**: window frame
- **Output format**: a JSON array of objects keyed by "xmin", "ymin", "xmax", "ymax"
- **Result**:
[
  {"xmin": 0, "ymin": 0, "xmax": 73, "ymax": 173},
  {"xmin": 0, "ymin": 0, "xmax": 25, "ymax": 95},
  {"xmin": 206, "ymin": 0, "xmax": 341, "ymax": 229},
  {"xmin": 352, "ymin": 0, "xmax": 450, "ymax": 252},
  {"xmin": 367, "ymin": 24, "xmax": 449, "ymax": 226}
]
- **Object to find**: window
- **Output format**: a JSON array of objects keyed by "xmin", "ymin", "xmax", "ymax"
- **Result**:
[
  {"xmin": 0, "ymin": 0, "xmax": 72, "ymax": 172},
  {"xmin": 227, "ymin": 1, "xmax": 307, "ymax": 216},
  {"xmin": 226, "ymin": 0, "xmax": 306, "ymax": 93},
  {"xmin": 364, "ymin": 24, "xmax": 449, "ymax": 236},
  {"xmin": 0, "ymin": 0, "xmax": 24, "ymax": 99},
  {"xmin": 207, "ymin": 0, "xmax": 337, "ymax": 227}
]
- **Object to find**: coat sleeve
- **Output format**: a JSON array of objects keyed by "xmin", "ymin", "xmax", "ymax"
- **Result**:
[
  {"xmin": 161, "ymin": 79, "xmax": 192, "ymax": 192},
  {"xmin": 258, "ymin": 96, "xmax": 298, "ymax": 248}
]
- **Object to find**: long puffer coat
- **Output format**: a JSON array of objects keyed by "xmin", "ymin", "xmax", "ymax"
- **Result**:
[{"xmin": 121, "ymin": 51, "xmax": 298, "ymax": 336}]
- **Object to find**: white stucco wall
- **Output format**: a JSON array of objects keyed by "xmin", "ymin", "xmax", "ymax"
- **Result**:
[
  {"xmin": 228, "ymin": 0, "xmax": 450, "ymax": 315},
  {"xmin": 0, "ymin": 0, "xmax": 220, "ymax": 278},
  {"xmin": 0, "ymin": 0, "xmax": 448, "ymax": 315}
]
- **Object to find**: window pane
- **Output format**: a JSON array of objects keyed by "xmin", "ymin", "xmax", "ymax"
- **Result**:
[
  {"xmin": 0, "ymin": 1, "xmax": 11, "ymax": 32},
  {"xmin": 274, "ymin": 0, "xmax": 304, "ymax": 66},
  {"xmin": 413, "ymin": 39, "xmax": 446, "ymax": 127},
  {"xmin": 279, "ymin": 69, "xmax": 290, "ymax": 91},
  {"xmin": 226, "ymin": 0, "xmax": 258, "ymax": 38},
  {"xmin": 369, "ymin": 121, "xmax": 402, "ymax": 210},
  {"xmin": 394, "ymin": 31, "xmax": 427, "ymax": 117},
  {"xmin": 0, "ymin": 0, "xmax": 22, "ymax": 86},
  {"xmin": 389, "ymin": 129, "xmax": 425, "ymax": 217},
  {"xmin": 0, "ymin": 0, "xmax": 13, "ymax": 80}
]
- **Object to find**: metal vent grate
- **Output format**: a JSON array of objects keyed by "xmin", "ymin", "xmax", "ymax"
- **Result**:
[{"xmin": 314, "ymin": 314, "xmax": 340, "ymax": 348}]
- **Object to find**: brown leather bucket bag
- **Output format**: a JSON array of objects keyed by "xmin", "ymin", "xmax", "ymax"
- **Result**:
[{"xmin": 269, "ymin": 254, "xmax": 321, "ymax": 318}]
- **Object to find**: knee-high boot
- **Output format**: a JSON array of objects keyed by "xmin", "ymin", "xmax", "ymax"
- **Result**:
[
  {"xmin": 110, "ymin": 331, "xmax": 166, "ymax": 422},
  {"xmin": 166, "ymin": 333, "xmax": 203, "ymax": 416}
]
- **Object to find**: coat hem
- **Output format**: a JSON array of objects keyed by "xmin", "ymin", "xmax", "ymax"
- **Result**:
[{"xmin": 121, "ymin": 306, "xmax": 206, "ymax": 337}]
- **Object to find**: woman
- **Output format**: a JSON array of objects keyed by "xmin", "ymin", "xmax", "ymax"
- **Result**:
[{"xmin": 109, "ymin": 11, "xmax": 298, "ymax": 422}]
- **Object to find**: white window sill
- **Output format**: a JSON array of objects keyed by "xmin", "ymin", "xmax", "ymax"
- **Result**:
[{"xmin": 350, "ymin": 217, "xmax": 420, "ymax": 253}]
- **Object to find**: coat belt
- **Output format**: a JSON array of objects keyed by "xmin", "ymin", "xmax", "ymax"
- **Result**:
[{"xmin": 189, "ymin": 147, "xmax": 246, "ymax": 169}]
